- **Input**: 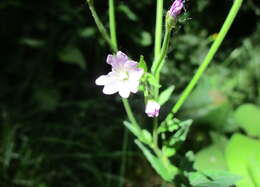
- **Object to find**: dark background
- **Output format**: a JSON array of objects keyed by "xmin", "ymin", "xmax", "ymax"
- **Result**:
[{"xmin": 1, "ymin": 0, "xmax": 260, "ymax": 186}]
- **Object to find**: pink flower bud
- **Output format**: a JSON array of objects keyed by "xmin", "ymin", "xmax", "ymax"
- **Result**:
[
  {"xmin": 169, "ymin": 0, "xmax": 184, "ymax": 17},
  {"xmin": 145, "ymin": 100, "xmax": 160, "ymax": 118}
]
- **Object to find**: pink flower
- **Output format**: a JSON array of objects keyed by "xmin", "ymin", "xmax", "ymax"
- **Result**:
[
  {"xmin": 169, "ymin": 0, "xmax": 183, "ymax": 17},
  {"xmin": 145, "ymin": 100, "xmax": 160, "ymax": 118},
  {"xmin": 95, "ymin": 51, "xmax": 144, "ymax": 98}
]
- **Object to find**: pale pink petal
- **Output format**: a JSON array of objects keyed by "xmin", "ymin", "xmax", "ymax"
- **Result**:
[
  {"xmin": 106, "ymin": 54, "xmax": 114, "ymax": 65},
  {"xmin": 128, "ymin": 81, "xmax": 139, "ymax": 93},
  {"xmin": 103, "ymin": 82, "xmax": 119, "ymax": 95},
  {"xmin": 95, "ymin": 75, "xmax": 109, "ymax": 85},
  {"xmin": 95, "ymin": 72, "xmax": 117, "ymax": 86},
  {"xmin": 107, "ymin": 52, "xmax": 128, "ymax": 71},
  {"xmin": 128, "ymin": 68, "xmax": 144, "ymax": 81},
  {"xmin": 119, "ymin": 89, "xmax": 131, "ymax": 98},
  {"xmin": 118, "ymin": 83, "xmax": 131, "ymax": 98},
  {"xmin": 97, "ymin": 51, "xmax": 143, "ymax": 98},
  {"xmin": 145, "ymin": 100, "xmax": 160, "ymax": 118},
  {"xmin": 116, "ymin": 51, "xmax": 128, "ymax": 62},
  {"xmin": 124, "ymin": 60, "xmax": 138, "ymax": 69}
]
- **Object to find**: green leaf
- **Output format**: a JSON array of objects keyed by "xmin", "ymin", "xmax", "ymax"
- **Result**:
[
  {"xmin": 225, "ymin": 133, "xmax": 260, "ymax": 187},
  {"xmin": 134, "ymin": 31, "xmax": 152, "ymax": 47},
  {"xmin": 194, "ymin": 144, "xmax": 228, "ymax": 172},
  {"xmin": 248, "ymin": 159, "xmax": 260, "ymax": 187},
  {"xmin": 140, "ymin": 130, "xmax": 152, "ymax": 145},
  {"xmin": 20, "ymin": 38, "xmax": 45, "ymax": 48},
  {"xmin": 79, "ymin": 27, "xmax": 96, "ymax": 38},
  {"xmin": 158, "ymin": 86, "xmax": 175, "ymax": 106},
  {"xmin": 58, "ymin": 47, "xmax": 86, "ymax": 69},
  {"xmin": 162, "ymin": 146, "xmax": 176, "ymax": 157},
  {"xmin": 168, "ymin": 119, "xmax": 192, "ymax": 145},
  {"xmin": 138, "ymin": 55, "xmax": 147, "ymax": 72},
  {"xmin": 189, "ymin": 170, "xmax": 241, "ymax": 187},
  {"xmin": 124, "ymin": 121, "xmax": 151, "ymax": 145},
  {"xmin": 118, "ymin": 4, "xmax": 138, "ymax": 21},
  {"xmin": 194, "ymin": 132, "xmax": 228, "ymax": 172},
  {"xmin": 146, "ymin": 73, "xmax": 161, "ymax": 88},
  {"xmin": 123, "ymin": 121, "xmax": 141, "ymax": 138},
  {"xmin": 234, "ymin": 104, "xmax": 260, "ymax": 137},
  {"xmin": 135, "ymin": 140, "xmax": 178, "ymax": 182},
  {"xmin": 158, "ymin": 118, "xmax": 180, "ymax": 133}
]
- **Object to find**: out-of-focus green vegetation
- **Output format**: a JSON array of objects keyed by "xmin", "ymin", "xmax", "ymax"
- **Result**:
[{"xmin": 0, "ymin": 0, "xmax": 260, "ymax": 186}]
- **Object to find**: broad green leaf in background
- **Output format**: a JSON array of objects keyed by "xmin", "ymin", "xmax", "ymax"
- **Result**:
[
  {"xmin": 248, "ymin": 159, "xmax": 260, "ymax": 187},
  {"xmin": 58, "ymin": 47, "xmax": 86, "ymax": 69},
  {"xmin": 194, "ymin": 132, "xmax": 229, "ymax": 172},
  {"xmin": 194, "ymin": 144, "xmax": 228, "ymax": 172},
  {"xmin": 189, "ymin": 170, "xmax": 241, "ymax": 187},
  {"xmin": 181, "ymin": 76, "xmax": 235, "ymax": 131},
  {"xmin": 158, "ymin": 86, "xmax": 175, "ymax": 106},
  {"xmin": 234, "ymin": 104, "xmax": 260, "ymax": 137},
  {"xmin": 135, "ymin": 140, "xmax": 178, "ymax": 182},
  {"xmin": 225, "ymin": 133, "xmax": 260, "ymax": 187}
]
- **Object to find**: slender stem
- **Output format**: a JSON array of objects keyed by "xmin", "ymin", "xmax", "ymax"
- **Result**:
[
  {"xmin": 171, "ymin": 0, "xmax": 243, "ymax": 114},
  {"xmin": 86, "ymin": 0, "xmax": 117, "ymax": 52},
  {"xmin": 152, "ymin": 118, "xmax": 159, "ymax": 148},
  {"xmin": 154, "ymin": 0, "xmax": 164, "ymax": 59},
  {"xmin": 151, "ymin": 29, "xmax": 172, "ymax": 75},
  {"xmin": 152, "ymin": 29, "xmax": 172, "ymax": 100},
  {"xmin": 122, "ymin": 98, "xmax": 138, "ymax": 126},
  {"xmin": 119, "ymin": 127, "xmax": 128, "ymax": 187},
  {"xmin": 109, "ymin": 0, "xmax": 118, "ymax": 51}
]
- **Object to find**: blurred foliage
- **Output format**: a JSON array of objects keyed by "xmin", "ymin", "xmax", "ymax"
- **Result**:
[{"xmin": 1, "ymin": 0, "xmax": 260, "ymax": 186}]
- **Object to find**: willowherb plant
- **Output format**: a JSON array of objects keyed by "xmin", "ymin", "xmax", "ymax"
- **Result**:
[{"xmin": 88, "ymin": 0, "xmax": 243, "ymax": 185}]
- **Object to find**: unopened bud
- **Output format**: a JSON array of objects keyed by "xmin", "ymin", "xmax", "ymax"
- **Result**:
[{"xmin": 169, "ymin": 0, "xmax": 183, "ymax": 17}]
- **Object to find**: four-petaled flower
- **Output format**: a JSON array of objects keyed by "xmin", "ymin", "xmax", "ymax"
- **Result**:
[
  {"xmin": 95, "ymin": 51, "xmax": 144, "ymax": 98},
  {"xmin": 145, "ymin": 100, "xmax": 160, "ymax": 118},
  {"xmin": 169, "ymin": 0, "xmax": 184, "ymax": 17}
]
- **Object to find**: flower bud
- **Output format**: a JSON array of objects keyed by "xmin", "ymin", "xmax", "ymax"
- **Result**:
[
  {"xmin": 169, "ymin": 0, "xmax": 183, "ymax": 17},
  {"xmin": 145, "ymin": 100, "xmax": 160, "ymax": 118}
]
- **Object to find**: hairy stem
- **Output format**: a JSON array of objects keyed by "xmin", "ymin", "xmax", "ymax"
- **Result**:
[{"xmin": 171, "ymin": 0, "xmax": 243, "ymax": 114}]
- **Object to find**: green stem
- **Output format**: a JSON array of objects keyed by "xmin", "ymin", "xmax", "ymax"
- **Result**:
[
  {"xmin": 119, "ymin": 128, "xmax": 128, "ymax": 187},
  {"xmin": 86, "ymin": 0, "xmax": 117, "ymax": 52},
  {"xmin": 151, "ymin": 29, "xmax": 172, "ymax": 76},
  {"xmin": 152, "ymin": 117, "xmax": 159, "ymax": 148},
  {"xmin": 154, "ymin": 0, "xmax": 164, "ymax": 59},
  {"xmin": 109, "ymin": 0, "xmax": 118, "ymax": 51},
  {"xmin": 171, "ymin": 0, "xmax": 243, "ymax": 114},
  {"xmin": 122, "ymin": 98, "xmax": 138, "ymax": 126},
  {"xmin": 152, "ymin": 29, "xmax": 172, "ymax": 100}
]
